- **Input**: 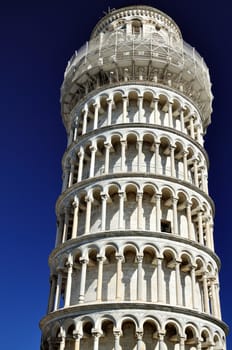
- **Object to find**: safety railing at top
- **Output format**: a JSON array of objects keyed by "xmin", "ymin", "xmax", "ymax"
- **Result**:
[{"xmin": 64, "ymin": 31, "xmax": 211, "ymax": 92}]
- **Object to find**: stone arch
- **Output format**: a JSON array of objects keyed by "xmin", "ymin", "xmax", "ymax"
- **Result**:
[
  {"xmin": 200, "ymin": 327, "xmax": 213, "ymax": 349},
  {"xmin": 119, "ymin": 317, "xmax": 138, "ymax": 350},
  {"xmin": 102, "ymin": 245, "xmax": 118, "ymax": 301},
  {"xmin": 160, "ymin": 186, "xmax": 175, "ymax": 234},
  {"xmin": 105, "ymin": 183, "xmax": 121, "ymax": 230},
  {"xmin": 184, "ymin": 323, "xmax": 199, "ymax": 348},
  {"xmin": 79, "ymin": 318, "xmax": 94, "ymax": 350},
  {"xmin": 142, "ymin": 184, "xmax": 157, "ymax": 230},
  {"xmin": 141, "ymin": 133, "xmax": 156, "ymax": 172},
  {"xmin": 176, "ymin": 190, "xmax": 189, "ymax": 238},
  {"xmin": 159, "ymin": 136, "xmax": 172, "ymax": 176},
  {"xmin": 124, "ymin": 132, "xmax": 140, "ymax": 172},
  {"xmin": 162, "ymin": 248, "xmax": 177, "ymax": 305},
  {"xmin": 124, "ymin": 183, "xmax": 140, "ymax": 230},
  {"xmin": 122, "ymin": 244, "xmax": 138, "ymax": 301},
  {"xmin": 98, "ymin": 318, "xmax": 115, "ymax": 349},
  {"xmin": 179, "ymin": 252, "xmax": 193, "ymax": 307},
  {"xmin": 127, "ymin": 90, "xmax": 140, "ymax": 123},
  {"xmin": 163, "ymin": 320, "xmax": 182, "ymax": 349},
  {"xmin": 142, "ymin": 245, "xmax": 157, "ymax": 302},
  {"xmin": 112, "ymin": 91, "xmax": 124, "ymax": 124},
  {"xmin": 85, "ymin": 247, "xmax": 98, "ymax": 302},
  {"xmin": 157, "ymin": 93, "xmax": 169, "ymax": 127},
  {"xmin": 90, "ymin": 186, "xmax": 102, "ymax": 233}
]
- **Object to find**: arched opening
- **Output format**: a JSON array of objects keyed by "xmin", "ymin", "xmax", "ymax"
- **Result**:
[
  {"xmin": 125, "ymin": 184, "xmax": 138, "ymax": 229},
  {"xmin": 120, "ymin": 320, "xmax": 137, "ymax": 350},
  {"xmin": 102, "ymin": 246, "xmax": 117, "ymax": 301},
  {"xmin": 99, "ymin": 320, "xmax": 114, "ymax": 349},
  {"xmin": 122, "ymin": 246, "xmax": 137, "ymax": 301},
  {"xmin": 80, "ymin": 321, "xmax": 94, "ymax": 350},
  {"xmin": 143, "ymin": 247, "xmax": 157, "ymax": 301}
]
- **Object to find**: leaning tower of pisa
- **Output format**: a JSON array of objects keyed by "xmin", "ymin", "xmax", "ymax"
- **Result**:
[{"xmin": 40, "ymin": 5, "xmax": 228, "ymax": 350}]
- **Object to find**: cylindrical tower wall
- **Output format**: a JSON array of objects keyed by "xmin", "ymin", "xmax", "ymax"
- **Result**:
[{"xmin": 40, "ymin": 5, "xmax": 228, "ymax": 350}]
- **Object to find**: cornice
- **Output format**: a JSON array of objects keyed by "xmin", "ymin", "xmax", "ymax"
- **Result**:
[
  {"xmin": 48, "ymin": 229, "xmax": 221, "ymax": 270},
  {"xmin": 40, "ymin": 301, "xmax": 229, "ymax": 334}
]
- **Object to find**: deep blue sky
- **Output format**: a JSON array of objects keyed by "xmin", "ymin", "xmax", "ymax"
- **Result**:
[{"xmin": 1, "ymin": 1, "xmax": 231, "ymax": 349}]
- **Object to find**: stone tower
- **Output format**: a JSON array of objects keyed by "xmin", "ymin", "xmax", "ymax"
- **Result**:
[{"xmin": 40, "ymin": 5, "xmax": 228, "ymax": 350}]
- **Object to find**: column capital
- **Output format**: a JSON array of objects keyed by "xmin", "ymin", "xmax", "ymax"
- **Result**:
[
  {"xmin": 113, "ymin": 328, "xmax": 122, "ymax": 337},
  {"xmin": 73, "ymin": 331, "xmax": 82, "ymax": 340},
  {"xmin": 104, "ymin": 141, "xmax": 112, "ymax": 149},
  {"xmin": 78, "ymin": 149, "xmax": 84, "ymax": 158},
  {"xmin": 91, "ymin": 329, "xmax": 102, "ymax": 337},
  {"xmin": 96, "ymin": 254, "xmax": 106, "ymax": 262},
  {"xmin": 89, "ymin": 145, "xmax": 97, "ymax": 152},
  {"xmin": 136, "ymin": 330, "xmax": 143, "ymax": 340},
  {"xmin": 79, "ymin": 257, "xmax": 89, "ymax": 264},
  {"xmin": 72, "ymin": 196, "xmax": 79, "ymax": 208},
  {"xmin": 118, "ymin": 191, "xmax": 125, "ymax": 199},
  {"xmin": 85, "ymin": 194, "xmax": 93, "ymax": 203},
  {"xmin": 100, "ymin": 192, "xmax": 109, "ymax": 201},
  {"xmin": 115, "ymin": 254, "xmax": 124, "ymax": 262},
  {"xmin": 136, "ymin": 191, "xmax": 143, "ymax": 200},
  {"xmin": 136, "ymin": 254, "xmax": 143, "ymax": 263}
]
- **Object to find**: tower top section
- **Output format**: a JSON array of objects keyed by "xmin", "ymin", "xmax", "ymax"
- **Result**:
[
  {"xmin": 61, "ymin": 5, "xmax": 213, "ymax": 132},
  {"xmin": 90, "ymin": 5, "xmax": 182, "ymax": 44}
]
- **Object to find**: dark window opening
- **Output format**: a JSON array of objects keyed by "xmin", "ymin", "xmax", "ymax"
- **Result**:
[{"xmin": 161, "ymin": 220, "xmax": 171, "ymax": 233}]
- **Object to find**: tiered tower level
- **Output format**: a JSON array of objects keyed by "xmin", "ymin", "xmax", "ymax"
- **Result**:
[{"xmin": 40, "ymin": 6, "xmax": 228, "ymax": 350}]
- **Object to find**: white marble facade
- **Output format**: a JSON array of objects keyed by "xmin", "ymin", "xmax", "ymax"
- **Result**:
[{"xmin": 40, "ymin": 5, "xmax": 228, "ymax": 350}]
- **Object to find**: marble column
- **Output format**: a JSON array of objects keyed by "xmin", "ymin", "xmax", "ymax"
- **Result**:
[
  {"xmin": 172, "ymin": 197, "xmax": 178, "ymax": 234},
  {"xmin": 202, "ymin": 271, "xmax": 210, "ymax": 313},
  {"xmin": 115, "ymin": 254, "xmax": 123, "ymax": 300},
  {"xmin": 198, "ymin": 210, "xmax": 204, "ymax": 245},
  {"xmin": 62, "ymin": 207, "xmax": 69, "ymax": 243},
  {"xmin": 84, "ymin": 195, "xmax": 93, "ymax": 234},
  {"xmin": 136, "ymin": 331, "xmax": 144, "ymax": 350},
  {"xmin": 183, "ymin": 150, "xmax": 188, "ymax": 181},
  {"xmin": 156, "ymin": 194, "xmax": 161, "ymax": 232},
  {"xmin": 155, "ymin": 142, "xmax": 160, "ymax": 174},
  {"xmin": 92, "ymin": 330, "xmax": 101, "ymax": 350},
  {"xmin": 47, "ymin": 275, "xmax": 56, "ymax": 312},
  {"xmin": 189, "ymin": 115, "xmax": 195, "ymax": 139},
  {"xmin": 122, "ymin": 96, "xmax": 128, "ymax": 123},
  {"xmin": 96, "ymin": 255, "xmax": 105, "ymax": 301},
  {"xmin": 71, "ymin": 197, "xmax": 79, "ymax": 239},
  {"xmin": 78, "ymin": 258, "xmax": 88, "ymax": 303},
  {"xmin": 82, "ymin": 107, "xmax": 88, "ymax": 135},
  {"xmin": 168, "ymin": 100, "xmax": 173, "ymax": 128},
  {"xmin": 73, "ymin": 333, "xmax": 81, "ymax": 350},
  {"xmin": 120, "ymin": 140, "xmax": 126, "ymax": 172},
  {"xmin": 137, "ymin": 254, "xmax": 143, "ymax": 300},
  {"xmin": 113, "ymin": 329, "xmax": 121, "ymax": 350},
  {"xmin": 93, "ymin": 103, "xmax": 99, "ymax": 130},
  {"xmin": 157, "ymin": 258, "xmax": 163, "ymax": 302},
  {"xmin": 89, "ymin": 145, "xmax": 97, "ymax": 178},
  {"xmin": 137, "ymin": 192, "xmax": 143, "ymax": 229},
  {"xmin": 104, "ymin": 142, "xmax": 111, "ymax": 174},
  {"xmin": 175, "ymin": 260, "xmax": 182, "ymax": 305},
  {"xmin": 180, "ymin": 107, "xmax": 185, "ymax": 133},
  {"xmin": 54, "ymin": 272, "xmax": 62, "ymax": 310},
  {"xmin": 191, "ymin": 264, "xmax": 197, "ymax": 309},
  {"xmin": 118, "ymin": 191, "xmax": 124, "ymax": 229},
  {"xmin": 186, "ymin": 201, "xmax": 193, "ymax": 240},
  {"xmin": 101, "ymin": 193, "xmax": 108, "ymax": 231},
  {"xmin": 137, "ymin": 140, "xmax": 143, "ymax": 172},
  {"xmin": 107, "ymin": 98, "xmax": 113, "ymax": 126},
  {"xmin": 64, "ymin": 258, "xmax": 73, "ymax": 307},
  {"xmin": 170, "ymin": 145, "xmax": 175, "ymax": 177},
  {"xmin": 138, "ymin": 96, "xmax": 143, "ymax": 122},
  {"xmin": 77, "ymin": 148, "xmax": 84, "ymax": 182}
]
